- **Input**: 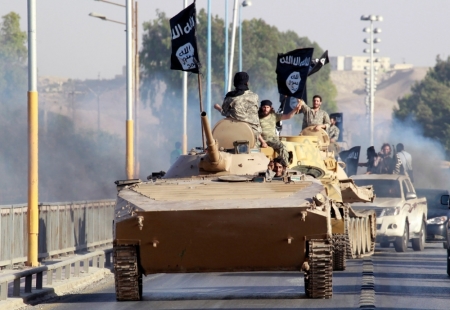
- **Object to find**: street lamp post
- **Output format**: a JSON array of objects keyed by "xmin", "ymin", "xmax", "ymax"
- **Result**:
[
  {"xmin": 238, "ymin": 0, "xmax": 251, "ymax": 72},
  {"xmin": 27, "ymin": 0, "xmax": 39, "ymax": 267},
  {"xmin": 90, "ymin": 0, "xmax": 140, "ymax": 179},
  {"xmin": 125, "ymin": 0, "xmax": 134, "ymax": 180},
  {"xmin": 361, "ymin": 15, "xmax": 383, "ymax": 147}
]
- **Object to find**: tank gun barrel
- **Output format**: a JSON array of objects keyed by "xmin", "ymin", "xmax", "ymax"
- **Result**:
[{"xmin": 201, "ymin": 112, "xmax": 220, "ymax": 163}]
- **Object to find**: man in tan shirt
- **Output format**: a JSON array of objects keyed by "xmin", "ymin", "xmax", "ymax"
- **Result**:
[{"xmin": 299, "ymin": 95, "xmax": 330, "ymax": 131}]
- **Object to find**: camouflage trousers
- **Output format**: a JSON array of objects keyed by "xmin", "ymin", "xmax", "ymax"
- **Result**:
[{"xmin": 266, "ymin": 138, "xmax": 290, "ymax": 165}]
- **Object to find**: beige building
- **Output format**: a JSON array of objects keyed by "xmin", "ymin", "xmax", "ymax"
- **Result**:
[{"xmin": 330, "ymin": 56, "xmax": 390, "ymax": 71}]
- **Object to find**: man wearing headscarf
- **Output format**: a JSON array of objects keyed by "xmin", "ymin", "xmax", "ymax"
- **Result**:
[
  {"xmin": 214, "ymin": 72, "xmax": 264, "ymax": 144},
  {"xmin": 258, "ymin": 99, "xmax": 301, "ymax": 165}
]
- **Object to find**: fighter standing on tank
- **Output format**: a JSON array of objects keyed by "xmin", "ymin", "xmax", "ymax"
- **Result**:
[
  {"xmin": 327, "ymin": 116, "xmax": 340, "ymax": 142},
  {"xmin": 298, "ymin": 95, "xmax": 330, "ymax": 131},
  {"xmin": 214, "ymin": 72, "xmax": 264, "ymax": 145},
  {"xmin": 258, "ymin": 99, "xmax": 302, "ymax": 164}
]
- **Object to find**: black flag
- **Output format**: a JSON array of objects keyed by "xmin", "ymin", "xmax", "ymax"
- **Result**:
[
  {"xmin": 276, "ymin": 48, "xmax": 314, "ymax": 114},
  {"xmin": 308, "ymin": 50, "xmax": 329, "ymax": 76},
  {"xmin": 339, "ymin": 146, "xmax": 361, "ymax": 177},
  {"xmin": 170, "ymin": 2, "xmax": 200, "ymax": 73}
]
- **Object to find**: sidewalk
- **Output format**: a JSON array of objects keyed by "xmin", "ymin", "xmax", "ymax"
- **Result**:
[{"xmin": 0, "ymin": 247, "xmax": 113, "ymax": 310}]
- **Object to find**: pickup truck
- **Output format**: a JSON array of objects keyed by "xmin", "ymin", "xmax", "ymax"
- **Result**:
[{"xmin": 350, "ymin": 174, "xmax": 427, "ymax": 252}]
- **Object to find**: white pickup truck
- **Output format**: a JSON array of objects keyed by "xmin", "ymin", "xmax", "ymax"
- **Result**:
[{"xmin": 350, "ymin": 174, "xmax": 427, "ymax": 252}]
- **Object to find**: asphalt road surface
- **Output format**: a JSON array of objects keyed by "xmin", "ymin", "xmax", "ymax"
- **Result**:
[{"xmin": 26, "ymin": 242, "xmax": 450, "ymax": 310}]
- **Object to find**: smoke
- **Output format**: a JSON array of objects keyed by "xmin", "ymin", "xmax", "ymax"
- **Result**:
[
  {"xmin": 348, "ymin": 112, "xmax": 450, "ymax": 190},
  {"xmin": 0, "ymin": 74, "xmax": 130, "ymax": 205}
]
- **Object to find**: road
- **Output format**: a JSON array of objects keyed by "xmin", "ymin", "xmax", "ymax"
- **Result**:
[{"xmin": 25, "ymin": 242, "xmax": 450, "ymax": 310}]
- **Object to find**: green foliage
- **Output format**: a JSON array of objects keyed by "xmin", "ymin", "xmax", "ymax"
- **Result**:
[
  {"xmin": 394, "ymin": 56, "xmax": 450, "ymax": 153},
  {"xmin": 139, "ymin": 9, "xmax": 337, "ymax": 113},
  {"xmin": 0, "ymin": 12, "xmax": 27, "ymax": 104}
]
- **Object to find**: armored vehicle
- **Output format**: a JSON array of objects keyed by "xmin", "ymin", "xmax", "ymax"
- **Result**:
[{"xmin": 113, "ymin": 113, "xmax": 376, "ymax": 301}]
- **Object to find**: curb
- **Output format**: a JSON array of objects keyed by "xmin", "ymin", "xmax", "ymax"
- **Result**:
[{"xmin": 0, "ymin": 268, "xmax": 112, "ymax": 310}]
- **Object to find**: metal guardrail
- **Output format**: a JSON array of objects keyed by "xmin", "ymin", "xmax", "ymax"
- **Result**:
[
  {"xmin": 0, "ymin": 200, "xmax": 115, "ymax": 268},
  {"xmin": 0, "ymin": 248, "xmax": 112, "ymax": 301}
]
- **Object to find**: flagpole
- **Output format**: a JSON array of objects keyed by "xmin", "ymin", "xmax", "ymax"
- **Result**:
[
  {"xmin": 198, "ymin": 74, "xmax": 206, "ymax": 149},
  {"xmin": 227, "ymin": 0, "xmax": 239, "ymax": 92},
  {"xmin": 224, "ymin": 0, "xmax": 229, "ymax": 95},
  {"xmin": 206, "ymin": 0, "xmax": 212, "ymax": 120}
]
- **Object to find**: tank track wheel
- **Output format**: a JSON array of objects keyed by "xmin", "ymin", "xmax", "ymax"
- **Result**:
[
  {"xmin": 344, "ymin": 204, "xmax": 376, "ymax": 259},
  {"xmin": 114, "ymin": 243, "xmax": 143, "ymax": 301},
  {"xmin": 304, "ymin": 239, "xmax": 333, "ymax": 299},
  {"xmin": 332, "ymin": 234, "xmax": 347, "ymax": 271}
]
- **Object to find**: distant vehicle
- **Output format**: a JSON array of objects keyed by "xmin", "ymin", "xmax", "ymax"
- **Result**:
[
  {"xmin": 350, "ymin": 174, "xmax": 427, "ymax": 252},
  {"xmin": 439, "ymin": 194, "xmax": 450, "ymax": 276},
  {"xmin": 415, "ymin": 188, "xmax": 449, "ymax": 242}
]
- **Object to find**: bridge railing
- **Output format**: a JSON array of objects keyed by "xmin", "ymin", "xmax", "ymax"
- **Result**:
[{"xmin": 0, "ymin": 200, "xmax": 115, "ymax": 268}]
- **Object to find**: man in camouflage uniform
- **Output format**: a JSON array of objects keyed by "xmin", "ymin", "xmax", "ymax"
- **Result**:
[
  {"xmin": 259, "ymin": 99, "xmax": 301, "ymax": 164},
  {"xmin": 214, "ymin": 72, "xmax": 264, "ymax": 145},
  {"xmin": 299, "ymin": 95, "xmax": 330, "ymax": 131},
  {"xmin": 327, "ymin": 116, "xmax": 340, "ymax": 142}
]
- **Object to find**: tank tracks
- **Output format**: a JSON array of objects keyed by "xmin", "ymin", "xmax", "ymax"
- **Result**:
[
  {"xmin": 113, "ymin": 243, "xmax": 143, "ymax": 301},
  {"xmin": 344, "ymin": 205, "xmax": 376, "ymax": 259},
  {"xmin": 332, "ymin": 233, "xmax": 347, "ymax": 271},
  {"xmin": 304, "ymin": 239, "xmax": 333, "ymax": 299}
]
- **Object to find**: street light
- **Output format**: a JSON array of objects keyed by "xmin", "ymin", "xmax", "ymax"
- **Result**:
[
  {"xmin": 361, "ymin": 14, "xmax": 382, "ymax": 147},
  {"xmin": 89, "ymin": 12, "xmax": 124, "ymax": 24},
  {"xmin": 238, "ymin": 0, "xmax": 251, "ymax": 71},
  {"xmin": 94, "ymin": 0, "xmax": 125, "ymax": 7}
]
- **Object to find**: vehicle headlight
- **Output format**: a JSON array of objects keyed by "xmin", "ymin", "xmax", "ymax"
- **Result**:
[
  {"xmin": 427, "ymin": 216, "xmax": 447, "ymax": 225},
  {"xmin": 380, "ymin": 207, "xmax": 401, "ymax": 217}
]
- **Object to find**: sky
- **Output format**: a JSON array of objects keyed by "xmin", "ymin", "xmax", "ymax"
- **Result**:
[{"xmin": 2, "ymin": 0, "xmax": 450, "ymax": 80}]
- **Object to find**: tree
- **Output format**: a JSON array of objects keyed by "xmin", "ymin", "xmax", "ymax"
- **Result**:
[
  {"xmin": 0, "ymin": 12, "xmax": 27, "ymax": 105},
  {"xmin": 394, "ymin": 56, "xmax": 450, "ymax": 153}
]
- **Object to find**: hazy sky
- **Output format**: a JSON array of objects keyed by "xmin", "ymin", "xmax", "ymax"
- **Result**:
[{"xmin": 2, "ymin": 0, "xmax": 449, "ymax": 80}]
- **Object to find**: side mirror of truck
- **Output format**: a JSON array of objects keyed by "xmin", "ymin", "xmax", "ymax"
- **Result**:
[
  {"xmin": 406, "ymin": 192, "xmax": 417, "ymax": 200},
  {"xmin": 441, "ymin": 194, "xmax": 450, "ymax": 207}
]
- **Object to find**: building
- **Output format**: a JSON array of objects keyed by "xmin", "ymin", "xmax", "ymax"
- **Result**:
[{"xmin": 330, "ymin": 56, "xmax": 391, "ymax": 71}]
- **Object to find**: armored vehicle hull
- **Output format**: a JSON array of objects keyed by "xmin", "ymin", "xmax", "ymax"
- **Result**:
[
  {"xmin": 112, "ymin": 113, "xmax": 375, "ymax": 301},
  {"xmin": 114, "ymin": 177, "xmax": 334, "ymax": 299}
]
